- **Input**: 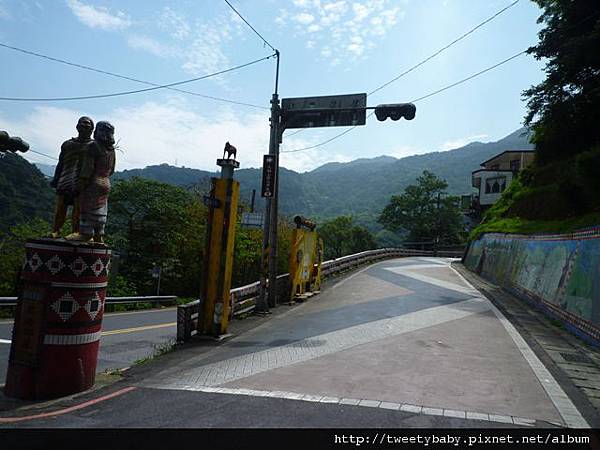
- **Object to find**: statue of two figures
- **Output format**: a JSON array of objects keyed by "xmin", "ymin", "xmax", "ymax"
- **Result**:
[{"xmin": 50, "ymin": 116, "xmax": 116, "ymax": 244}]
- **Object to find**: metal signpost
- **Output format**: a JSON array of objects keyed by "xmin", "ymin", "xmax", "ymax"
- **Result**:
[{"xmin": 257, "ymin": 52, "xmax": 416, "ymax": 313}]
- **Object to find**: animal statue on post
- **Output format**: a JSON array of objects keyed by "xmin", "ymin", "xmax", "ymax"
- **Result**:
[{"xmin": 223, "ymin": 142, "xmax": 237, "ymax": 161}]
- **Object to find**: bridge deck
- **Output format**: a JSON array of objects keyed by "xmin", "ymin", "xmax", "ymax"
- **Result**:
[{"xmin": 135, "ymin": 257, "xmax": 586, "ymax": 427}]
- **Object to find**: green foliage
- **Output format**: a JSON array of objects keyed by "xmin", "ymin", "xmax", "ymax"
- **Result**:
[
  {"xmin": 0, "ymin": 153, "xmax": 53, "ymax": 235},
  {"xmin": 472, "ymin": 176, "xmax": 600, "ymax": 238},
  {"xmin": 0, "ymin": 218, "xmax": 50, "ymax": 296},
  {"xmin": 318, "ymin": 216, "xmax": 376, "ymax": 259},
  {"xmin": 378, "ymin": 171, "xmax": 464, "ymax": 246},
  {"xmin": 524, "ymin": 1, "xmax": 600, "ymax": 166},
  {"xmin": 106, "ymin": 177, "xmax": 207, "ymax": 297}
]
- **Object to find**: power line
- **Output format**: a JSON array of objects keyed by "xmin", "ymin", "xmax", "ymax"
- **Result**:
[
  {"xmin": 27, "ymin": 149, "xmax": 58, "ymax": 161},
  {"xmin": 223, "ymin": 0, "xmax": 277, "ymax": 53},
  {"xmin": 0, "ymin": 42, "xmax": 268, "ymax": 110},
  {"xmin": 410, "ymin": 50, "xmax": 526, "ymax": 103},
  {"xmin": 283, "ymin": 0, "xmax": 521, "ymax": 140},
  {"xmin": 0, "ymin": 54, "xmax": 275, "ymax": 102},
  {"xmin": 368, "ymin": 0, "xmax": 521, "ymax": 96},
  {"xmin": 281, "ymin": 50, "xmax": 528, "ymax": 154}
]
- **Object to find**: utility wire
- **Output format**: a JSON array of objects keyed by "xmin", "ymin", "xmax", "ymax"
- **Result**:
[
  {"xmin": 0, "ymin": 54, "xmax": 275, "ymax": 102},
  {"xmin": 27, "ymin": 149, "xmax": 58, "ymax": 161},
  {"xmin": 281, "ymin": 50, "xmax": 527, "ymax": 154},
  {"xmin": 284, "ymin": 0, "xmax": 520, "ymax": 140},
  {"xmin": 223, "ymin": 0, "xmax": 277, "ymax": 53},
  {"xmin": 368, "ymin": 0, "xmax": 520, "ymax": 96},
  {"xmin": 410, "ymin": 50, "xmax": 526, "ymax": 103},
  {"xmin": 0, "ymin": 42, "xmax": 268, "ymax": 110}
]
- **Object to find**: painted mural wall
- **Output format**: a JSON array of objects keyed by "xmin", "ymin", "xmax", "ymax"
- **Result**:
[{"xmin": 464, "ymin": 228, "xmax": 600, "ymax": 343}]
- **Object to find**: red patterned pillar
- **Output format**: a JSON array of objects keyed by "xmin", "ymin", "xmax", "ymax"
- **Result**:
[{"xmin": 4, "ymin": 238, "xmax": 111, "ymax": 400}]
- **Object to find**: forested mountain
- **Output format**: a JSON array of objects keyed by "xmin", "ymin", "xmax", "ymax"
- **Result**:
[
  {"xmin": 1, "ymin": 152, "xmax": 54, "ymax": 233},
  {"xmin": 113, "ymin": 127, "xmax": 533, "ymax": 228},
  {"xmin": 22, "ymin": 127, "xmax": 532, "ymax": 232}
]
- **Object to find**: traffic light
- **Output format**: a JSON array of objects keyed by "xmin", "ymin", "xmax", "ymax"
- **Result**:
[
  {"xmin": 374, "ymin": 103, "xmax": 416, "ymax": 121},
  {"xmin": 0, "ymin": 130, "xmax": 30, "ymax": 153}
]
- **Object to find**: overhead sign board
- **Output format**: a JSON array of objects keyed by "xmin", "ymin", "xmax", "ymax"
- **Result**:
[
  {"xmin": 281, "ymin": 93, "xmax": 367, "ymax": 129},
  {"xmin": 261, "ymin": 154, "xmax": 276, "ymax": 198}
]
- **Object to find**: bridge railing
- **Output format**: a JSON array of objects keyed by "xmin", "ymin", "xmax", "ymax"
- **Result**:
[
  {"xmin": 225, "ymin": 247, "xmax": 463, "ymax": 319},
  {"xmin": 0, "ymin": 295, "xmax": 177, "ymax": 307}
]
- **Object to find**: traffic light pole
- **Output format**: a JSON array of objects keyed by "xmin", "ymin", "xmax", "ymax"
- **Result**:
[{"xmin": 257, "ymin": 51, "xmax": 281, "ymax": 313}]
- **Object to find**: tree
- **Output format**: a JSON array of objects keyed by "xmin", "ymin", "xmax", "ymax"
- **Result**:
[
  {"xmin": 0, "ymin": 218, "xmax": 50, "ymax": 296},
  {"xmin": 106, "ymin": 177, "xmax": 206, "ymax": 296},
  {"xmin": 524, "ymin": 1, "xmax": 600, "ymax": 165},
  {"xmin": 318, "ymin": 216, "xmax": 376, "ymax": 259},
  {"xmin": 378, "ymin": 171, "xmax": 463, "ymax": 246}
]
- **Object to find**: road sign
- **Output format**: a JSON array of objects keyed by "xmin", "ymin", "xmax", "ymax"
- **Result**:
[
  {"xmin": 261, "ymin": 154, "xmax": 276, "ymax": 197},
  {"xmin": 281, "ymin": 93, "xmax": 367, "ymax": 129},
  {"xmin": 151, "ymin": 266, "xmax": 161, "ymax": 279},
  {"xmin": 241, "ymin": 212, "xmax": 264, "ymax": 228}
]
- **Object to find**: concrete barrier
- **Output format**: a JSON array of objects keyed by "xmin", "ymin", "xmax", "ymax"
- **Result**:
[{"xmin": 464, "ymin": 227, "xmax": 600, "ymax": 345}]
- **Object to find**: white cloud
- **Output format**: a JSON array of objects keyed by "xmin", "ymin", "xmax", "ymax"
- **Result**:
[
  {"xmin": 1, "ymin": 103, "xmax": 271, "ymax": 171},
  {"xmin": 441, "ymin": 134, "xmax": 489, "ymax": 151},
  {"xmin": 294, "ymin": 12, "xmax": 315, "ymax": 24},
  {"xmin": 66, "ymin": 0, "xmax": 131, "ymax": 31},
  {"xmin": 277, "ymin": 0, "xmax": 405, "ymax": 66},
  {"xmin": 127, "ymin": 35, "xmax": 176, "ymax": 58},
  {"xmin": 159, "ymin": 6, "xmax": 190, "ymax": 40},
  {"xmin": 279, "ymin": 146, "xmax": 354, "ymax": 173},
  {"xmin": 0, "ymin": 0, "xmax": 11, "ymax": 19}
]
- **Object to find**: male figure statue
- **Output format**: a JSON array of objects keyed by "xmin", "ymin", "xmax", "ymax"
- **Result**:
[
  {"xmin": 50, "ymin": 116, "xmax": 95, "ymax": 238},
  {"xmin": 67, "ymin": 121, "xmax": 116, "ymax": 243}
]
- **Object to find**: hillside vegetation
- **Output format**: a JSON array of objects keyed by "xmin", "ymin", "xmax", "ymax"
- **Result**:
[{"xmin": 472, "ymin": 1, "xmax": 600, "ymax": 238}]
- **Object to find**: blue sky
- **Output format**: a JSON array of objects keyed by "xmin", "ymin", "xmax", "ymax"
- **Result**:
[{"xmin": 0, "ymin": 0, "xmax": 545, "ymax": 172}]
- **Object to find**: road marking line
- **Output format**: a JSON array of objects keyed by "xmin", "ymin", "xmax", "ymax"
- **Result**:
[
  {"xmin": 140, "ymin": 298, "xmax": 489, "ymax": 389},
  {"xmin": 384, "ymin": 266, "xmax": 478, "ymax": 295},
  {"xmin": 449, "ymin": 265, "xmax": 589, "ymax": 428},
  {"xmin": 101, "ymin": 322, "xmax": 176, "ymax": 336},
  {"xmin": 104, "ymin": 307, "xmax": 177, "ymax": 317},
  {"xmin": 0, "ymin": 339, "xmax": 11, "ymax": 344},
  {"xmin": 144, "ymin": 385, "xmax": 537, "ymax": 427},
  {"xmin": 0, "ymin": 386, "xmax": 136, "ymax": 423}
]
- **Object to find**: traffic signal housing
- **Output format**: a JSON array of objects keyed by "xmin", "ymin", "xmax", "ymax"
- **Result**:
[{"xmin": 374, "ymin": 103, "xmax": 416, "ymax": 121}]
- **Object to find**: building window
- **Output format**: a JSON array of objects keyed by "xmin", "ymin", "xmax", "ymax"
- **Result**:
[
  {"xmin": 485, "ymin": 177, "xmax": 506, "ymax": 195},
  {"xmin": 510, "ymin": 159, "xmax": 520, "ymax": 172}
]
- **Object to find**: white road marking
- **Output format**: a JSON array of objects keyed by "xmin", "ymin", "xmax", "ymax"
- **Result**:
[
  {"xmin": 449, "ymin": 265, "xmax": 589, "ymax": 428},
  {"xmin": 0, "ymin": 339, "xmax": 11, "ymax": 344},
  {"xmin": 140, "ymin": 297, "xmax": 490, "ymax": 389},
  {"xmin": 384, "ymin": 266, "xmax": 478, "ymax": 295},
  {"xmin": 146, "ymin": 385, "xmax": 537, "ymax": 427}
]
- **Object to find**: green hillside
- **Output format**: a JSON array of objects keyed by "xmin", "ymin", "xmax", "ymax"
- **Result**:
[
  {"xmin": 0, "ymin": 152, "xmax": 54, "ymax": 234},
  {"xmin": 30, "ymin": 128, "xmax": 532, "ymax": 232},
  {"xmin": 110, "ymin": 128, "xmax": 532, "ymax": 229}
]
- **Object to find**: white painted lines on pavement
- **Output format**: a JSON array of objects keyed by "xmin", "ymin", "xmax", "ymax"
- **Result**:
[
  {"xmin": 449, "ymin": 265, "xmax": 589, "ymax": 429},
  {"xmin": 147, "ymin": 384, "xmax": 538, "ymax": 427},
  {"xmin": 0, "ymin": 338, "xmax": 11, "ymax": 344},
  {"xmin": 141, "ymin": 297, "xmax": 490, "ymax": 389},
  {"xmin": 384, "ymin": 265, "xmax": 479, "ymax": 296}
]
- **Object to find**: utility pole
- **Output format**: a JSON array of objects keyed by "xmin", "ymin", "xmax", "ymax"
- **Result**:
[
  {"xmin": 434, "ymin": 192, "xmax": 441, "ymax": 257},
  {"xmin": 257, "ymin": 50, "xmax": 280, "ymax": 313}
]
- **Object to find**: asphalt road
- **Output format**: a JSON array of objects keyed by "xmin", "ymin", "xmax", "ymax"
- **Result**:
[
  {"xmin": 0, "ymin": 306, "xmax": 177, "ymax": 385},
  {"xmin": 1, "ymin": 257, "xmax": 590, "ymax": 429}
]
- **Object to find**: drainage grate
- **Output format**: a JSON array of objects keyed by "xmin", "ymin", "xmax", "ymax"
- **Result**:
[{"xmin": 560, "ymin": 352, "xmax": 595, "ymax": 365}]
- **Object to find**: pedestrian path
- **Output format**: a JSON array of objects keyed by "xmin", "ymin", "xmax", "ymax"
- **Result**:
[{"xmin": 139, "ymin": 257, "xmax": 588, "ymax": 428}]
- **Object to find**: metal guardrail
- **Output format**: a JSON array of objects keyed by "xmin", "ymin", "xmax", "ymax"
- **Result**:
[
  {"xmin": 177, "ymin": 246, "xmax": 464, "ymax": 341},
  {"xmin": 0, "ymin": 295, "xmax": 177, "ymax": 307},
  {"xmin": 225, "ymin": 247, "xmax": 463, "ymax": 317}
]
